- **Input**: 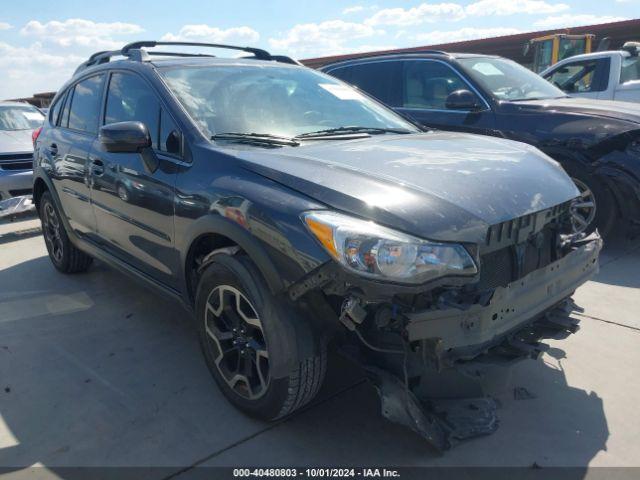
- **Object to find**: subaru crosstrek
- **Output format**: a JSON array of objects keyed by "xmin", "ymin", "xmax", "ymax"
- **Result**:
[{"xmin": 33, "ymin": 42, "xmax": 602, "ymax": 450}]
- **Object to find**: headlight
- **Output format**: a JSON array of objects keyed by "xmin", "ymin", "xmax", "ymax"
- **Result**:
[{"xmin": 303, "ymin": 211, "xmax": 477, "ymax": 284}]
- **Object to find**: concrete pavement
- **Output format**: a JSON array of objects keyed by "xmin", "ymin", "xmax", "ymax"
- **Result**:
[{"xmin": 0, "ymin": 216, "xmax": 639, "ymax": 477}]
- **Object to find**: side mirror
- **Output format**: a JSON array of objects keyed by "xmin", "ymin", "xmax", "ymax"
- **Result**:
[
  {"xmin": 445, "ymin": 89, "xmax": 482, "ymax": 111},
  {"xmin": 99, "ymin": 121, "xmax": 151, "ymax": 153}
]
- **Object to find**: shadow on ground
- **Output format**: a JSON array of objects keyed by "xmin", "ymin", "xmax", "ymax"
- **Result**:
[{"xmin": 0, "ymin": 249, "xmax": 611, "ymax": 477}]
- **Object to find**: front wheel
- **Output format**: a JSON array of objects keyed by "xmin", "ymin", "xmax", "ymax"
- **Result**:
[
  {"xmin": 567, "ymin": 172, "xmax": 617, "ymax": 237},
  {"xmin": 195, "ymin": 253, "xmax": 326, "ymax": 421}
]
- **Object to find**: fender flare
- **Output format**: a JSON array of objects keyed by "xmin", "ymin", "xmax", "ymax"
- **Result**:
[
  {"xmin": 179, "ymin": 214, "xmax": 287, "ymax": 302},
  {"xmin": 32, "ymin": 173, "xmax": 79, "ymax": 242}
]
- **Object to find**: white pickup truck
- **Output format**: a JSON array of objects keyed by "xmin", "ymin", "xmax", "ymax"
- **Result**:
[{"xmin": 541, "ymin": 42, "xmax": 640, "ymax": 103}]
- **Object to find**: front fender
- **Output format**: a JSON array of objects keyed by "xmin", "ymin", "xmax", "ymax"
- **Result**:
[{"xmin": 179, "ymin": 214, "xmax": 292, "ymax": 300}]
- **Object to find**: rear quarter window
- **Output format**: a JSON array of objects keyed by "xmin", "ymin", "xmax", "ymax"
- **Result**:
[{"xmin": 49, "ymin": 93, "xmax": 65, "ymax": 126}]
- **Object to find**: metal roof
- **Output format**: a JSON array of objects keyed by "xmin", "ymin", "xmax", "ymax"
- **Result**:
[{"xmin": 302, "ymin": 18, "xmax": 640, "ymax": 69}]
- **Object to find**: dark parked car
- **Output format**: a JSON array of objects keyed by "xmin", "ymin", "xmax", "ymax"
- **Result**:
[
  {"xmin": 33, "ymin": 42, "xmax": 601, "ymax": 450},
  {"xmin": 0, "ymin": 101, "xmax": 44, "ymax": 201},
  {"xmin": 320, "ymin": 52, "xmax": 640, "ymax": 236}
]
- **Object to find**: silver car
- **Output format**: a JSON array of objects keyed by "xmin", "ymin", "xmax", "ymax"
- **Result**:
[{"xmin": 0, "ymin": 101, "xmax": 45, "ymax": 201}]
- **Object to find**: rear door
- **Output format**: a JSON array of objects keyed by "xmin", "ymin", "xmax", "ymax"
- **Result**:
[
  {"xmin": 89, "ymin": 70, "xmax": 180, "ymax": 287},
  {"xmin": 48, "ymin": 74, "xmax": 105, "ymax": 236}
]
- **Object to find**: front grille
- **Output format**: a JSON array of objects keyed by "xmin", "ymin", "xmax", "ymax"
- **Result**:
[
  {"xmin": 0, "ymin": 153, "xmax": 33, "ymax": 171},
  {"xmin": 477, "ymin": 204, "xmax": 570, "ymax": 291},
  {"xmin": 0, "ymin": 161, "xmax": 33, "ymax": 171}
]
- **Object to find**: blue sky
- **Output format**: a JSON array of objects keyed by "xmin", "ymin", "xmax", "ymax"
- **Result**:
[{"xmin": 0, "ymin": 0, "xmax": 637, "ymax": 98}]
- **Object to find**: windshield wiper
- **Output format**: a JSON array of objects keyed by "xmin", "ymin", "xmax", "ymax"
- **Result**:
[
  {"xmin": 295, "ymin": 126, "xmax": 413, "ymax": 139},
  {"xmin": 211, "ymin": 132, "xmax": 300, "ymax": 147}
]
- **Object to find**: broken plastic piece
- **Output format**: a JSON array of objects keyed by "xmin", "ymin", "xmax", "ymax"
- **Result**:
[
  {"xmin": 0, "ymin": 196, "xmax": 35, "ymax": 220},
  {"xmin": 364, "ymin": 366, "xmax": 498, "ymax": 452}
]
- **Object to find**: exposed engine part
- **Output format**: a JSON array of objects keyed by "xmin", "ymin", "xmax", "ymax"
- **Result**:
[{"xmin": 339, "ymin": 296, "xmax": 367, "ymax": 331}]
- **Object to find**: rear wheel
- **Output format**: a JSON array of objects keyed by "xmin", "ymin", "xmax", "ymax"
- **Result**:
[
  {"xmin": 196, "ymin": 253, "xmax": 326, "ymax": 420},
  {"xmin": 40, "ymin": 191, "xmax": 93, "ymax": 273}
]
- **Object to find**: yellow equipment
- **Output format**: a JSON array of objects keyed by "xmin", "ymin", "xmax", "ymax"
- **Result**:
[{"xmin": 525, "ymin": 34, "xmax": 595, "ymax": 73}]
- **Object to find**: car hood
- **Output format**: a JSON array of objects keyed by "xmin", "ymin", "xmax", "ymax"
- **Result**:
[
  {"xmin": 513, "ymin": 97, "xmax": 640, "ymax": 125},
  {"xmin": 232, "ymin": 132, "xmax": 579, "ymax": 243},
  {"xmin": 0, "ymin": 129, "xmax": 34, "ymax": 154}
]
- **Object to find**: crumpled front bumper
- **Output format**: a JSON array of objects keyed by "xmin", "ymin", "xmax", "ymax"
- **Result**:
[
  {"xmin": 365, "ymin": 234, "xmax": 602, "ymax": 452},
  {"xmin": 405, "ymin": 234, "xmax": 602, "ymax": 364}
]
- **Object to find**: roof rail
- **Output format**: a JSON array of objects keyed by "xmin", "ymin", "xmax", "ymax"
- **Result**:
[
  {"xmin": 74, "ymin": 41, "xmax": 302, "ymax": 74},
  {"xmin": 319, "ymin": 49, "xmax": 449, "ymax": 68},
  {"xmin": 121, "ymin": 41, "xmax": 272, "ymax": 60}
]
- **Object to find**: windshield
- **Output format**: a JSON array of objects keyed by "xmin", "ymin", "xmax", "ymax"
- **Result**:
[
  {"xmin": 160, "ymin": 64, "xmax": 418, "ymax": 139},
  {"xmin": 457, "ymin": 57, "xmax": 567, "ymax": 101},
  {"xmin": 0, "ymin": 105, "xmax": 45, "ymax": 131}
]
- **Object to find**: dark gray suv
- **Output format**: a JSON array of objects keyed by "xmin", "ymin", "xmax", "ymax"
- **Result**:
[{"xmin": 33, "ymin": 42, "xmax": 601, "ymax": 450}]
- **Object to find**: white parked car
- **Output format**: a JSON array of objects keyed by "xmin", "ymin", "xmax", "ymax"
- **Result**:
[{"xmin": 541, "ymin": 42, "xmax": 640, "ymax": 103}]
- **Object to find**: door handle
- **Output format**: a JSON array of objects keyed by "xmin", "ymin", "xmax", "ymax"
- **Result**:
[
  {"xmin": 49, "ymin": 143, "xmax": 58, "ymax": 155},
  {"xmin": 91, "ymin": 159, "xmax": 105, "ymax": 176}
]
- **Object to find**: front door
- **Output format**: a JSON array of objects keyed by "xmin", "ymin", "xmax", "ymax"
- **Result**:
[
  {"xmin": 89, "ymin": 71, "xmax": 181, "ymax": 288},
  {"xmin": 395, "ymin": 60, "xmax": 496, "ymax": 135}
]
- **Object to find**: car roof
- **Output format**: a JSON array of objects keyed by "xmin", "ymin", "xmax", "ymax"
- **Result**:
[
  {"xmin": 554, "ymin": 50, "xmax": 629, "ymax": 63},
  {"xmin": 320, "ymin": 52, "xmax": 499, "ymax": 69},
  {"xmin": 0, "ymin": 101, "xmax": 38, "ymax": 108}
]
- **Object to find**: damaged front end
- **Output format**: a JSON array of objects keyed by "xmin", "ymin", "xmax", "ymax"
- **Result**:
[{"xmin": 290, "ymin": 203, "xmax": 602, "ymax": 451}]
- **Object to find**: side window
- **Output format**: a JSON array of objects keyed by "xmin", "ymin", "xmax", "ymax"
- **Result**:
[
  {"xmin": 60, "ymin": 89, "xmax": 72, "ymax": 128},
  {"xmin": 159, "ymin": 108, "xmax": 181, "ymax": 155},
  {"xmin": 402, "ymin": 61, "xmax": 468, "ymax": 109},
  {"xmin": 67, "ymin": 75, "xmax": 104, "ymax": 133},
  {"xmin": 546, "ymin": 59, "xmax": 609, "ymax": 93},
  {"xmin": 105, "ymin": 72, "xmax": 160, "ymax": 149},
  {"xmin": 620, "ymin": 57, "xmax": 640, "ymax": 84},
  {"xmin": 49, "ymin": 92, "xmax": 65, "ymax": 126},
  {"xmin": 330, "ymin": 62, "xmax": 402, "ymax": 106}
]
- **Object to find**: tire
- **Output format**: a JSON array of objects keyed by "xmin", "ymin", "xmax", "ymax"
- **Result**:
[
  {"xmin": 40, "ymin": 191, "xmax": 93, "ymax": 273},
  {"xmin": 196, "ymin": 253, "xmax": 326, "ymax": 421},
  {"xmin": 565, "ymin": 168, "xmax": 617, "ymax": 237}
]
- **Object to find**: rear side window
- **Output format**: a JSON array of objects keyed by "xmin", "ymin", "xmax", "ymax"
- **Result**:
[
  {"xmin": 67, "ymin": 75, "xmax": 104, "ymax": 133},
  {"xmin": 105, "ymin": 72, "xmax": 160, "ymax": 149},
  {"xmin": 329, "ymin": 62, "xmax": 402, "ymax": 106}
]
